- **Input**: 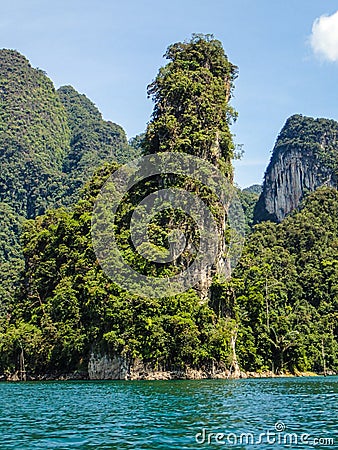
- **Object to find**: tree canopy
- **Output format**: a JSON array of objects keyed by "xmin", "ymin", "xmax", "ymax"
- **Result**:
[{"xmin": 0, "ymin": 41, "xmax": 337, "ymax": 379}]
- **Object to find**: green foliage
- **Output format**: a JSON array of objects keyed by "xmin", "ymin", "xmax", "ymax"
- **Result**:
[
  {"xmin": 0, "ymin": 321, "xmax": 43, "ymax": 375},
  {"xmin": 0, "ymin": 51, "xmax": 138, "ymax": 330},
  {"xmin": 230, "ymin": 187, "xmax": 338, "ymax": 374},
  {"xmin": 0, "ymin": 44, "xmax": 337, "ymax": 380},
  {"xmin": 0, "ymin": 167, "xmax": 234, "ymax": 375},
  {"xmin": 58, "ymin": 85, "xmax": 141, "ymax": 204},
  {"xmin": 143, "ymin": 34, "xmax": 238, "ymax": 176},
  {"xmin": 255, "ymin": 114, "xmax": 338, "ymax": 222},
  {"xmin": 128, "ymin": 133, "xmax": 145, "ymax": 153},
  {"xmin": 238, "ymin": 185, "xmax": 261, "ymax": 231},
  {"xmin": 0, "ymin": 202, "xmax": 24, "ymax": 313}
]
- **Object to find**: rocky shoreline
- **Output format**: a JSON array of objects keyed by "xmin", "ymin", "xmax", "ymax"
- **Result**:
[
  {"xmin": 3, "ymin": 370, "xmax": 335, "ymax": 382},
  {"xmin": 2, "ymin": 354, "xmax": 336, "ymax": 383}
]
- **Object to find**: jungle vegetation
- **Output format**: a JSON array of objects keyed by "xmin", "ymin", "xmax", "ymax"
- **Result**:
[{"xmin": 0, "ymin": 37, "xmax": 337, "ymax": 378}]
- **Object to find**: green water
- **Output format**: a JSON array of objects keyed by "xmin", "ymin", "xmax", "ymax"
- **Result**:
[{"xmin": 0, "ymin": 377, "xmax": 337, "ymax": 449}]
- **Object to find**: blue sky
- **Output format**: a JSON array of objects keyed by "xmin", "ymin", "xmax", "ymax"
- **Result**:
[{"xmin": 1, "ymin": 0, "xmax": 338, "ymax": 187}]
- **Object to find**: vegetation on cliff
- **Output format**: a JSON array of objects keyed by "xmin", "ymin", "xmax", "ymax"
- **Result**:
[
  {"xmin": 0, "ymin": 36, "xmax": 240, "ymax": 377},
  {"xmin": 232, "ymin": 187, "xmax": 338, "ymax": 373},
  {"xmin": 144, "ymin": 33, "xmax": 237, "ymax": 176},
  {"xmin": 1, "ymin": 165, "xmax": 237, "ymax": 375},
  {"xmin": 255, "ymin": 114, "xmax": 338, "ymax": 223},
  {"xmin": 0, "ymin": 40, "xmax": 337, "ymax": 379},
  {"xmin": 58, "ymin": 85, "xmax": 139, "ymax": 205},
  {"xmin": 0, "ymin": 49, "xmax": 138, "ymax": 316}
]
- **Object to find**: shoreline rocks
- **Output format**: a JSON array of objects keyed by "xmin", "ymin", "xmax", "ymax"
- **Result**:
[{"xmin": 1, "ymin": 354, "xmax": 336, "ymax": 381}]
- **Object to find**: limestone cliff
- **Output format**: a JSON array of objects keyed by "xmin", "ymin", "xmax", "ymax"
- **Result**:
[
  {"xmin": 254, "ymin": 115, "xmax": 338, "ymax": 223},
  {"xmin": 87, "ymin": 353, "xmax": 245, "ymax": 380}
]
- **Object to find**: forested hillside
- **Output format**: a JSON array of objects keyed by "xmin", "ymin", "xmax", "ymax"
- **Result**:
[
  {"xmin": 58, "ymin": 85, "xmax": 139, "ymax": 205},
  {"xmin": 0, "ymin": 50, "xmax": 69, "ymax": 219},
  {"xmin": 255, "ymin": 114, "xmax": 338, "ymax": 222},
  {"xmin": 233, "ymin": 187, "xmax": 338, "ymax": 373},
  {"xmin": 0, "ymin": 49, "xmax": 137, "ymax": 218},
  {"xmin": 0, "ymin": 38, "xmax": 337, "ymax": 380},
  {"xmin": 0, "ymin": 49, "xmax": 138, "ymax": 314},
  {"xmin": 0, "ymin": 36, "xmax": 242, "ymax": 378},
  {"xmin": 3, "ymin": 164, "xmax": 236, "ymax": 375},
  {"xmin": 238, "ymin": 184, "xmax": 261, "ymax": 230}
]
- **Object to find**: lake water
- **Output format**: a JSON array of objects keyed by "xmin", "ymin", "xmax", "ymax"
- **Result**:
[{"xmin": 0, "ymin": 377, "xmax": 337, "ymax": 449}]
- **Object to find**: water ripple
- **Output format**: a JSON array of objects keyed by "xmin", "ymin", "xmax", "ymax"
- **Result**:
[{"xmin": 0, "ymin": 377, "xmax": 337, "ymax": 449}]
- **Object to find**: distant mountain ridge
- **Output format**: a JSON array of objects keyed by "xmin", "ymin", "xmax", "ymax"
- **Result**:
[
  {"xmin": 0, "ymin": 49, "xmax": 138, "ymax": 219},
  {"xmin": 0, "ymin": 49, "xmax": 70, "ymax": 219},
  {"xmin": 58, "ymin": 85, "xmax": 139, "ymax": 205},
  {"xmin": 242, "ymin": 184, "xmax": 261, "ymax": 195},
  {"xmin": 254, "ymin": 114, "xmax": 338, "ymax": 223},
  {"xmin": 0, "ymin": 49, "xmax": 139, "ymax": 305}
]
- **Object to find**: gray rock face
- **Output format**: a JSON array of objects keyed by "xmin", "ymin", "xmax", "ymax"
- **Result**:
[
  {"xmin": 87, "ymin": 353, "xmax": 246, "ymax": 380},
  {"xmin": 261, "ymin": 148, "xmax": 336, "ymax": 222},
  {"xmin": 255, "ymin": 115, "xmax": 338, "ymax": 223}
]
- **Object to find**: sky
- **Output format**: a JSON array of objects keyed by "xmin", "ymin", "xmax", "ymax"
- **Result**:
[{"xmin": 1, "ymin": 0, "xmax": 338, "ymax": 187}]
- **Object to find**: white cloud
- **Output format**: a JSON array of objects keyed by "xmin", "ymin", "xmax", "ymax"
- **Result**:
[{"xmin": 310, "ymin": 10, "xmax": 338, "ymax": 62}]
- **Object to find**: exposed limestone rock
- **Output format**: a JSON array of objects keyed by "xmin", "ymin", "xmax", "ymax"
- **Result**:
[
  {"xmin": 88, "ymin": 354, "xmax": 130, "ymax": 380},
  {"xmin": 254, "ymin": 115, "xmax": 338, "ymax": 223},
  {"xmin": 6, "ymin": 371, "xmax": 20, "ymax": 382},
  {"xmin": 87, "ymin": 353, "xmax": 247, "ymax": 380}
]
